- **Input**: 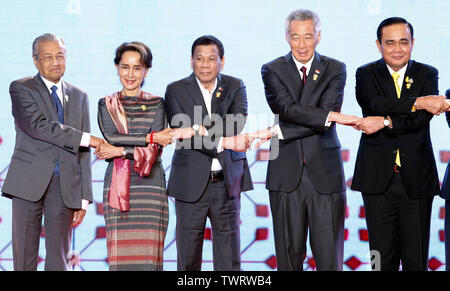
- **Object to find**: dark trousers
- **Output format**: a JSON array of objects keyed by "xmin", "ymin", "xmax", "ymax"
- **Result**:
[
  {"xmin": 175, "ymin": 179, "xmax": 241, "ymax": 271},
  {"xmin": 269, "ymin": 165, "xmax": 346, "ymax": 271},
  {"xmin": 362, "ymin": 172, "xmax": 433, "ymax": 271},
  {"xmin": 12, "ymin": 174, "xmax": 74, "ymax": 271}
]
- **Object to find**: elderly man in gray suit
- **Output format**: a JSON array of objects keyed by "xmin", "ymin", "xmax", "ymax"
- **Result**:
[{"xmin": 1, "ymin": 33, "xmax": 103, "ymax": 271}]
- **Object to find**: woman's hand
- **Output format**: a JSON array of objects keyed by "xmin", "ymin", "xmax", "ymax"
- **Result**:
[
  {"xmin": 95, "ymin": 142, "xmax": 124, "ymax": 160},
  {"xmin": 152, "ymin": 128, "xmax": 173, "ymax": 147},
  {"xmin": 171, "ymin": 127, "xmax": 194, "ymax": 140}
]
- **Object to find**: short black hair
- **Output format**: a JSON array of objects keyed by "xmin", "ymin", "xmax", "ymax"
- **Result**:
[
  {"xmin": 377, "ymin": 17, "xmax": 414, "ymax": 42},
  {"xmin": 114, "ymin": 41, "xmax": 152, "ymax": 69},
  {"xmin": 191, "ymin": 35, "xmax": 225, "ymax": 59}
]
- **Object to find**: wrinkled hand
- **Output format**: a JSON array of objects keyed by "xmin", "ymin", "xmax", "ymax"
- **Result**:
[
  {"xmin": 94, "ymin": 142, "xmax": 123, "ymax": 160},
  {"xmin": 249, "ymin": 128, "xmax": 273, "ymax": 140},
  {"xmin": 171, "ymin": 126, "xmax": 207, "ymax": 141},
  {"xmin": 248, "ymin": 128, "xmax": 273, "ymax": 149},
  {"xmin": 171, "ymin": 127, "xmax": 194, "ymax": 140},
  {"xmin": 152, "ymin": 128, "xmax": 173, "ymax": 146},
  {"xmin": 72, "ymin": 209, "xmax": 86, "ymax": 228},
  {"xmin": 356, "ymin": 116, "xmax": 385, "ymax": 135},
  {"xmin": 415, "ymin": 95, "xmax": 450, "ymax": 115},
  {"xmin": 89, "ymin": 136, "xmax": 105, "ymax": 148},
  {"xmin": 328, "ymin": 112, "xmax": 360, "ymax": 126},
  {"xmin": 222, "ymin": 134, "xmax": 255, "ymax": 152},
  {"xmin": 253, "ymin": 138, "xmax": 271, "ymax": 149}
]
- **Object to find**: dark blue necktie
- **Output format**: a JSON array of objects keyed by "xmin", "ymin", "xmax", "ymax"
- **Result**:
[{"xmin": 51, "ymin": 85, "xmax": 64, "ymax": 176}]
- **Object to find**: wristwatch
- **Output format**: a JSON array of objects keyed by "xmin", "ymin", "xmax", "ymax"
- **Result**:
[
  {"xmin": 121, "ymin": 149, "xmax": 127, "ymax": 159},
  {"xmin": 192, "ymin": 124, "xmax": 200, "ymax": 136},
  {"xmin": 383, "ymin": 117, "xmax": 390, "ymax": 127}
]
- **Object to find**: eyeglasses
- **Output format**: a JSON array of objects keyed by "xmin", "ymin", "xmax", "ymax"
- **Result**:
[{"xmin": 39, "ymin": 55, "xmax": 66, "ymax": 63}]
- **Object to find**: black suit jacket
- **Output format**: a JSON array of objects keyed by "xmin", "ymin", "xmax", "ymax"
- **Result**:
[
  {"xmin": 261, "ymin": 52, "xmax": 346, "ymax": 194},
  {"xmin": 440, "ymin": 89, "xmax": 450, "ymax": 199},
  {"xmin": 165, "ymin": 73, "xmax": 253, "ymax": 202},
  {"xmin": 351, "ymin": 59, "xmax": 440, "ymax": 198}
]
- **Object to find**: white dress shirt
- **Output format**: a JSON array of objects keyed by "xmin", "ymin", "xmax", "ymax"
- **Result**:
[
  {"xmin": 41, "ymin": 75, "xmax": 90, "ymax": 210},
  {"xmin": 195, "ymin": 77, "xmax": 223, "ymax": 171}
]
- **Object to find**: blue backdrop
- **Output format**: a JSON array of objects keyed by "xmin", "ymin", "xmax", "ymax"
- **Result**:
[{"xmin": 0, "ymin": 0, "xmax": 449, "ymax": 271}]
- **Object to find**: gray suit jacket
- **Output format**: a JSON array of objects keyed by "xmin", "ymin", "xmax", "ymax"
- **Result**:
[{"xmin": 2, "ymin": 74, "xmax": 93, "ymax": 209}]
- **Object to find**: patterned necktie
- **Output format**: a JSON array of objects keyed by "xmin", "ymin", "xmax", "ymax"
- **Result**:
[
  {"xmin": 391, "ymin": 72, "xmax": 401, "ymax": 167},
  {"xmin": 51, "ymin": 85, "xmax": 63, "ymax": 176},
  {"xmin": 51, "ymin": 85, "xmax": 64, "ymax": 124},
  {"xmin": 300, "ymin": 66, "xmax": 307, "ymax": 85}
]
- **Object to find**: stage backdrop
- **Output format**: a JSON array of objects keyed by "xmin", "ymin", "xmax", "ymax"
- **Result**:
[{"xmin": 0, "ymin": 0, "xmax": 449, "ymax": 271}]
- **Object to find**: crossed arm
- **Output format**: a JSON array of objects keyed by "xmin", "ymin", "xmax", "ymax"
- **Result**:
[
  {"xmin": 355, "ymin": 67, "xmax": 449, "ymax": 135},
  {"xmin": 251, "ymin": 63, "xmax": 358, "ymax": 144}
]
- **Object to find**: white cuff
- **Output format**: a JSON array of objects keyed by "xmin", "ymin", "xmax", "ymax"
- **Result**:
[
  {"xmin": 80, "ymin": 132, "xmax": 91, "ymax": 147},
  {"xmin": 81, "ymin": 199, "xmax": 90, "ymax": 211},
  {"xmin": 273, "ymin": 124, "xmax": 284, "ymax": 140},
  {"xmin": 217, "ymin": 137, "xmax": 224, "ymax": 153},
  {"xmin": 324, "ymin": 112, "xmax": 332, "ymax": 127}
]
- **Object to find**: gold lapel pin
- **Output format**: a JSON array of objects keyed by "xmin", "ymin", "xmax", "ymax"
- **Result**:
[
  {"xmin": 405, "ymin": 77, "xmax": 413, "ymax": 89},
  {"xmin": 313, "ymin": 69, "xmax": 320, "ymax": 81},
  {"xmin": 216, "ymin": 87, "xmax": 223, "ymax": 98}
]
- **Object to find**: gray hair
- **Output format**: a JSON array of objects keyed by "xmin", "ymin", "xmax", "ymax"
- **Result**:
[
  {"xmin": 285, "ymin": 9, "xmax": 321, "ymax": 36},
  {"xmin": 32, "ymin": 33, "xmax": 66, "ymax": 59}
]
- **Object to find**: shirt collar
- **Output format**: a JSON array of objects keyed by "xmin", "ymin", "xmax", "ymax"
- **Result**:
[
  {"xmin": 292, "ymin": 54, "xmax": 315, "ymax": 76},
  {"xmin": 386, "ymin": 63, "xmax": 408, "ymax": 78},
  {"xmin": 195, "ymin": 77, "xmax": 218, "ymax": 96},
  {"xmin": 40, "ymin": 74, "xmax": 62, "ymax": 93}
]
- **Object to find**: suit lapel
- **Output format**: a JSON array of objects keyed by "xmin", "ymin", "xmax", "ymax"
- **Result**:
[
  {"xmin": 34, "ymin": 74, "xmax": 59, "ymax": 121},
  {"xmin": 62, "ymin": 81, "xmax": 71, "ymax": 126},
  {"xmin": 283, "ymin": 53, "xmax": 303, "ymax": 102},
  {"xmin": 401, "ymin": 60, "xmax": 415, "ymax": 99},
  {"xmin": 300, "ymin": 53, "xmax": 324, "ymax": 104},
  {"xmin": 185, "ymin": 74, "xmax": 209, "ymax": 121},
  {"xmin": 211, "ymin": 74, "xmax": 225, "ymax": 114},
  {"xmin": 376, "ymin": 59, "xmax": 400, "ymax": 100}
]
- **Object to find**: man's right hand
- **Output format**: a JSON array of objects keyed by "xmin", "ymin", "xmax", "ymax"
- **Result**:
[
  {"xmin": 89, "ymin": 136, "xmax": 105, "ymax": 148},
  {"xmin": 222, "ymin": 134, "xmax": 255, "ymax": 152},
  {"xmin": 328, "ymin": 112, "xmax": 360, "ymax": 126},
  {"xmin": 415, "ymin": 95, "xmax": 450, "ymax": 115}
]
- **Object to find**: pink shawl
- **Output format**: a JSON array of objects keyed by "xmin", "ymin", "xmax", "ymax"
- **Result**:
[{"xmin": 104, "ymin": 92, "xmax": 160, "ymax": 212}]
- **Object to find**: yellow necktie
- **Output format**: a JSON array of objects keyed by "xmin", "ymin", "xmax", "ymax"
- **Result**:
[{"xmin": 392, "ymin": 72, "xmax": 401, "ymax": 167}]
